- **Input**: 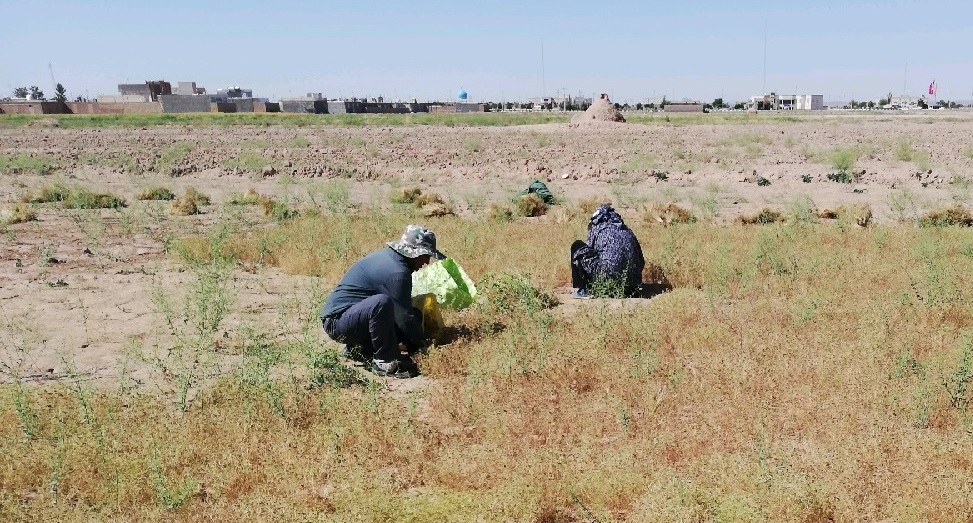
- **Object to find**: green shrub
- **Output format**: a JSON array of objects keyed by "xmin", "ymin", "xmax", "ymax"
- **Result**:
[{"xmin": 24, "ymin": 183, "xmax": 125, "ymax": 209}]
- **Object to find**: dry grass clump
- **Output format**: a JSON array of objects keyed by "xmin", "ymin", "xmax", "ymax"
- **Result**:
[
  {"xmin": 645, "ymin": 203, "xmax": 697, "ymax": 226},
  {"xmin": 736, "ymin": 208, "xmax": 785, "ymax": 225},
  {"xmin": 548, "ymin": 206, "xmax": 578, "ymax": 224},
  {"xmin": 420, "ymin": 202, "xmax": 456, "ymax": 217},
  {"xmin": 0, "ymin": 203, "xmax": 38, "ymax": 225},
  {"xmin": 226, "ymin": 187, "xmax": 263, "ymax": 205},
  {"xmin": 392, "ymin": 185, "xmax": 423, "ymax": 203},
  {"xmin": 392, "ymin": 186, "xmax": 445, "ymax": 206},
  {"xmin": 818, "ymin": 204, "xmax": 873, "ymax": 227},
  {"xmin": 919, "ymin": 205, "xmax": 973, "ymax": 227},
  {"xmin": 578, "ymin": 196, "xmax": 605, "ymax": 215},
  {"xmin": 392, "ymin": 186, "xmax": 455, "ymax": 216},
  {"xmin": 258, "ymin": 195, "xmax": 299, "ymax": 221},
  {"xmin": 488, "ymin": 203, "xmax": 514, "ymax": 222},
  {"xmin": 171, "ymin": 187, "xmax": 211, "ymax": 216},
  {"xmin": 515, "ymin": 193, "xmax": 548, "ymax": 217},
  {"xmin": 136, "ymin": 186, "xmax": 176, "ymax": 201}
]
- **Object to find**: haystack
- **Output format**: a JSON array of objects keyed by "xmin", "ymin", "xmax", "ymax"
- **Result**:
[{"xmin": 572, "ymin": 93, "xmax": 625, "ymax": 123}]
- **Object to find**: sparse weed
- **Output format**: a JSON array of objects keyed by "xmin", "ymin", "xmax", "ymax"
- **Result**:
[
  {"xmin": 149, "ymin": 450, "xmax": 199, "ymax": 509},
  {"xmin": 287, "ymin": 135, "xmax": 310, "ymax": 148},
  {"xmin": 223, "ymin": 151, "xmax": 268, "ymax": 175},
  {"xmin": 820, "ymin": 146, "xmax": 859, "ymax": 175},
  {"xmin": 620, "ymin": 152, "xmax": 658, "ymax": 174},
  {"xmin": 463, "ymin": 138, "xmax": 484, "ymax": 152},
  {"xmin": 888, "ymin": 188, "xmax": 923, "ymax": 222},
  {"xmin": 0, "ymin": 152, "xmax": 55, "ymax": 175},
  {"xmin": 156, "ymin": 141, "xmax": 194, "ymax": 175},
  {"xmin": 944, "ymin": 337, "xmax": 973, "ymax": 409}
]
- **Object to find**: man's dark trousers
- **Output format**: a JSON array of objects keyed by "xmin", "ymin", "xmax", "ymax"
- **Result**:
[{"xmin": 322, "ymin": 294, "xmax": 401, "ymax": 361}]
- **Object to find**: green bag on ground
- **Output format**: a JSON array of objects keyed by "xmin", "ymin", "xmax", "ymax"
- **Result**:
[
  {"xmin": 412, "ymin": 258, "xmax": 478, "ymax": 310},
  {"xmin": 514, "ymin": 179, "xmax": 556, "ymax": 205}
]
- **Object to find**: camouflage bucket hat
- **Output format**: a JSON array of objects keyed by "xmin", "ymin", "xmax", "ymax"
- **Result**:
[{"xmin": 387, "ymin": 224, "xmax": 446, "ymax": 260}]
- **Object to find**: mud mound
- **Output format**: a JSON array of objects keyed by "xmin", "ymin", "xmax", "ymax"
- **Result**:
[{"xmin": 572, "ymin": 93, "xmax": 625, "ymax": 123}]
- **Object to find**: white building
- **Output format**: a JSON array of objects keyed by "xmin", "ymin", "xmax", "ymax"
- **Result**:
[
  {"xmin": 888, "ymin": 95, "xmax": 926, "ymax": 109},
  {"xmin": 749, "ymin": 93, "xmax": 824, "ymax": 110},
  {"xmin": 528, "ymin": 95, "xmax": 592, "ymax": 109}
]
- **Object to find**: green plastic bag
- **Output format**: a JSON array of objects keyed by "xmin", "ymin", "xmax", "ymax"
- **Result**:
[{"xmin": 412, "ymin": 258, "xmax": 478, "ymax": 310}]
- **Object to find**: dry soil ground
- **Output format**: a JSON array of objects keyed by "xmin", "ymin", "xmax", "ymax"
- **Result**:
[{"xmin": 2, "ymin": 112, "xmax": 973, "ymax": 389}]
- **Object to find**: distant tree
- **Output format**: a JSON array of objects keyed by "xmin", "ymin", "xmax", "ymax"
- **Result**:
[
  {"xmin": 660, "ymin": 96, "xmax": 669, "ymax": 108},
  {"xmin": 936, "ymin": 99, "xmax": 949, "ymax": 108},
  {"xmin": 635, "ymin": 103, "xmax": 643, "ymax": 111},
  {"xmin": 878, "ymin": 98, "xmax": 889, "ymax": 106},
  {"xmin": 867, "ymin": 101, "xmax": 875, "ymax": 109},
  {"xmin": 28, "ymin": 85, "xmax": 44, "ymax": 99},
  {"xmin": 13, "ymin": 87, "xmax": 28, "ymax": 98},
  {"xmin": 54, "ymin": 83, "xmax": 67, "ymax": 102},
  {"xmin": 646, "ymin": 103, "xmax": 656, "ymax": 110},
  {"xmin": 712, "ymin": 97, "xmax": 726, "ymax": 109},
  {"xmin": 733, "ymin": 102, "xmax": 746, "ymax": 110}
]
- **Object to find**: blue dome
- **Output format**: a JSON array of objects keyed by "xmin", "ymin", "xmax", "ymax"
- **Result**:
[{"xmin": 457, "ymin": 89, "xmax": 468, "ymax": 101}]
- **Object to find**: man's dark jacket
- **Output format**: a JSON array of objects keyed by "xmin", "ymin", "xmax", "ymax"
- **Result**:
[{"xmin": 320, "ymin": 247, "xmax": 424, "ymax": 348}]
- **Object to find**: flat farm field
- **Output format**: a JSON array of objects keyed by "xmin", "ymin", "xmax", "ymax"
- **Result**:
[{"xmin": 3, "ymin": 111, "xmax": 973, "ymax": 521}]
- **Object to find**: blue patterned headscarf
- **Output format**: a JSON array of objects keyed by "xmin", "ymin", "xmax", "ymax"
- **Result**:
[{"xmin": 589, "ymin": 204, "xmax": 624, "ymax": 229}]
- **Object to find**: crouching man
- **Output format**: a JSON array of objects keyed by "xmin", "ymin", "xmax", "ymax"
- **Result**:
[{"xmin": 320, "ymin": 224, "xmax": 445, "ymax": 379}]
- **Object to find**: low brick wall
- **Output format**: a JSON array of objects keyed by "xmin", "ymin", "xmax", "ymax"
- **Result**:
[
  {"xmin": 664, "ymin": 103, "xmax": 705, "ymax": 113},
  {"xmin": 212, "ymin": 103, "xmax": 237, "ymax": 113},
  {"xmin": 66, "ymin": 102, "xmax": 161, "ymax": 114},
  {"xmin": 0, "ymin": 101, "xmax": 70, "ymax": 114}
]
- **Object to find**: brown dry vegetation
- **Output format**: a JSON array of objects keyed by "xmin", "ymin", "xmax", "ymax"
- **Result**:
[{"xmin": 4, "ymin": 113, "xmax": 973, "ymax": 521}]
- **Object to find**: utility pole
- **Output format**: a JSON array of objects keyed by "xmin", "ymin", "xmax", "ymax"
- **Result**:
[
  {"xmin": 762, "ymin": 19, "xmax": 768, "ymax": 95},
  {"xmin": 540, "ymin": 40, "xmax": 546, "ymax": 100},
  {"xmin": 48, "ymin": 63, "xmax": 57, "ymax": 93}
]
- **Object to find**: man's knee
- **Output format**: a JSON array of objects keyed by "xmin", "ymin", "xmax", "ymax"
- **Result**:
[{"xmin": 367, "ymin": 294, "xmax": 394, "ymax": 320}]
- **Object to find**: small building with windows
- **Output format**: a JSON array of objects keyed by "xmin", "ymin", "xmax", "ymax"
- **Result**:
[{"xmin": 749, "ymin": 93, "xmax": 823, "ymax": 110}]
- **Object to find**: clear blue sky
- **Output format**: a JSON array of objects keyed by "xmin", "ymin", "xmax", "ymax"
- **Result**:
[{"xmin": 3, "ymin": 0, "xmax": 971, "ymax": 104}]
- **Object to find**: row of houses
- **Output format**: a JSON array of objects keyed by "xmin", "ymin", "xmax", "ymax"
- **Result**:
[{"xmin": 0, "ymin": 80, "xmax": 486, "ymax": 115}]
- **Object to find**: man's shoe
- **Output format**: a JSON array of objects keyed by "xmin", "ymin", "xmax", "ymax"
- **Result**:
[
  {"xmin": 371, "ymin": 359, "xmax": 418, "ymax": 379},
  {"xmin": 571, "ymin": 288, "xmax": 592, "ymax": 299}
]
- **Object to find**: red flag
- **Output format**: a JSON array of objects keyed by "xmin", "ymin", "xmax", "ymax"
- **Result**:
[{"xmin": 929, "ymin": 81, "xmax": 937, "ymax": 95}]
